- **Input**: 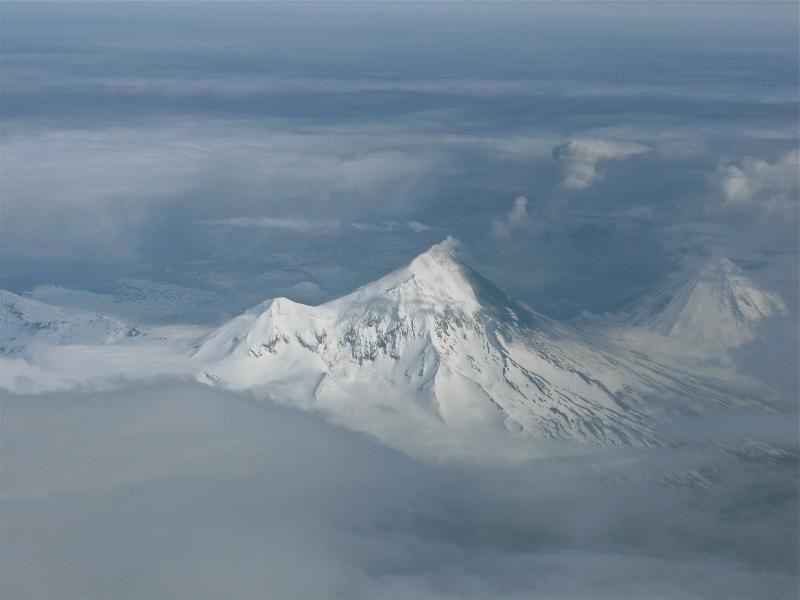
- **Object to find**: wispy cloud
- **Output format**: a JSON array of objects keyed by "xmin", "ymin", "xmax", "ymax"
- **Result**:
[
  {"xmin": 6, "ymin": 74, "xmax": 796, "ymax": 106},
  {"xmin": 351, "ymin": 221, "xmax": 431, "ymax": 234},
  {"xmin": 406, "ymin": 220, "xmax": 431, "ymax": 233},
  {"xmin": 491, "ymin": 196, "xmax": 530, "ymax": 239},
  {"xmin": 201, "ymin": 217, "xmax": 341, "ymax": 233},
  {"xmin": 201, "ymin": 218, "xmax": 432, "ymax": 235}
]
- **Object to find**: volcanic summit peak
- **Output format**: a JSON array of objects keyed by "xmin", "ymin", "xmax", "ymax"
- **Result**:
[
  {"xmin": 408, "ymin": 236, "xmax": 462, "ymax": 271},
  {"xmin": 329, "ymin": 237, "xmax": 485, "ymax": 312}
]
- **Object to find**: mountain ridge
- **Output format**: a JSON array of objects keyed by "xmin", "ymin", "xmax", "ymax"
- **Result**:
[
  {"xmin": 193, "ymin": 240, "xmax": 763, "ymax": 450},
  {"xmin": 0, "ymin": 241, "xmax": 787, "ymax": 456}
]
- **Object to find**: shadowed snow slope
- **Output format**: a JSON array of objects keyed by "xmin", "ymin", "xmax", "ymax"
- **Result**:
[{"xmin": 195, "ymin": 239, "xmax": 758, "ymax": 450}]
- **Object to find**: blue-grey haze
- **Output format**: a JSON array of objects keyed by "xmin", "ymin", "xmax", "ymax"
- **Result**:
[
  {"xmin": 1, "ymin": 1, "xmax": 797, "ymax": 320},
  {"xmin": 1, "ymin": 3, "xmax": 798, "ymax": 598}
]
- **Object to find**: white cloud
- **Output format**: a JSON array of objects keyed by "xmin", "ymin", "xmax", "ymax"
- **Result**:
[
  {"xmin": 717, "ymin": 149, "xmax": 799, "ymax": 217},
  {"xmin": 553, "ymin": 138, "xmax": 650, "ymax": 189},
  {"xmin": 491, "ymin": 196, "xmax": 530, "ymax": 239}
]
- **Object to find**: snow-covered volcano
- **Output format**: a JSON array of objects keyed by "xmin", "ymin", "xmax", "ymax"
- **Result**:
[
  {"xmin": 195, "ymin": 239, "xmax": 753, "ymax": 449},
  {"xmin": 611, "ymin": 258, "xmax": 787, "ymax": 351},
  {"xmin": 0, "ymin": 290, "xmax": 139, "ymax": 355}
]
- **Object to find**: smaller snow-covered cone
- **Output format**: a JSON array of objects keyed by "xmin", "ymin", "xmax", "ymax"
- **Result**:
[
  {"xmin": 0, "ymin": 290, "xmax": 140, "ymax": 355},
  {"xmin": 614, "ymin": 258, "xmax": 787, "ymax": 352}
]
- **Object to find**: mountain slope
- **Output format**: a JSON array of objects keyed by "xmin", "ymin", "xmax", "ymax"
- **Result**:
[
  {"xmin": 611, "ymin": 258, "xmax": 787, "ymax": 351},
  {"xmin": 195, "ymin": 240, "xmax": 755, "ymax": 449},
  {"xmin": 0, "ymin": 290, "xmax": 140, "ymax": 355}
]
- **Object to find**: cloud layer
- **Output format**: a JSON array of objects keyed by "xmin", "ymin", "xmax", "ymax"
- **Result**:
[
  {"xmin": 1, "ymin": 382, "xmax": 797, "ymax": 599},
  {"xmin": 0, "ymin": 123, "xmax": 443, "ymax": 259}
]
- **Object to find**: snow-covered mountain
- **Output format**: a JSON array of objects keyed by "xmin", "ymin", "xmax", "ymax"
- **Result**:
[
  {"xmin": 195, "ymin": 239, "xmax": 755, "ymax": 449},
  {"xmin": 608, "ymin": 258, "xmax": 787, "ymax": 351},
  {"xmin": 0, "ymin": 290, "xmax": 140, "ymax": 355}
]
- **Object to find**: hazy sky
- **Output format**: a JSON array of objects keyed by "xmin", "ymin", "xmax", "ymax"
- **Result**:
[{"xmin": 1, "ymin": 1, "xmax": 798, "ymax": 322}]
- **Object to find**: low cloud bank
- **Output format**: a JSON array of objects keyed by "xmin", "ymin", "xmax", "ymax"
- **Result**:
[{"xmin": 1, "ymin": 382, "xmax": 797, "ymax": 599}]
